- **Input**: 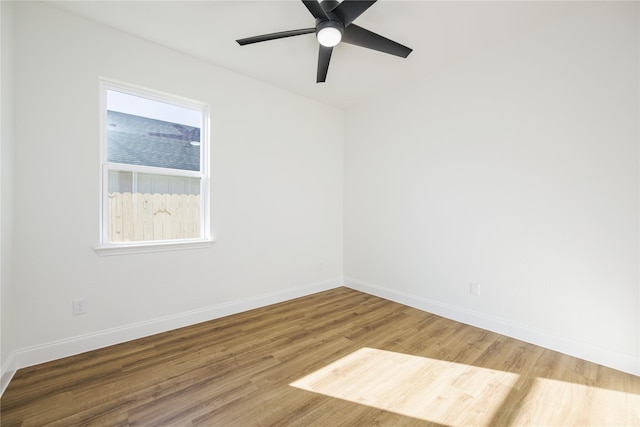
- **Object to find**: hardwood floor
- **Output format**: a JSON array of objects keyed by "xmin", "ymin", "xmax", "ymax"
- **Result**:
[{"xmin": 2, "ymin": 287, "xmax": 639, "ymax": 426}]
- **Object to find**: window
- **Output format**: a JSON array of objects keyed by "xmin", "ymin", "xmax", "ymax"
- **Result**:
[{"xmin": 96, "ymin": 79, "xmax": 211, "ymax": 255}]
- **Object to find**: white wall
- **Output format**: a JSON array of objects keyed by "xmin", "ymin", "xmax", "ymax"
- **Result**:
[
  {"xmin": 1, "ymin": 0, "xmax": 16, "ymax": 393},
  {"xmin": 344, "ymin": 2, "xmax": 639, "ymax": 375},
  {"xmin": 10, "ymin": 1, "xmax": 343, "ymax": 367}
]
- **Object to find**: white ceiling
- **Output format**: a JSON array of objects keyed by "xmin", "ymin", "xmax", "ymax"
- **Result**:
[{"xmin": 47, "ymin": 0, "xmax": 593, "ymax": 108}]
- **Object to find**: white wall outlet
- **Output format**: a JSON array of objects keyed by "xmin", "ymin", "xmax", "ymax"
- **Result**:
[
  {"xmin": 72, "ymin": 298, "xmax": 88, "ymax": 315},
  {"xmin": 470, "ymin": 283, "xmax": 481, "ymax": 297}
]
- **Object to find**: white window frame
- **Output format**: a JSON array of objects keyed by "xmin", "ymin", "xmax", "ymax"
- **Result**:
[{"xmin": 95, "ymin": 78, "xmax": 212, "ymax": 256}]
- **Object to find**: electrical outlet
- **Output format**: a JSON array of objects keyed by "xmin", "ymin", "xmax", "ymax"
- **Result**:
[
  {"xmin": 72, "ymin": 298, "xmax": 88, "ymax": 316},
  {"xmin": 470, "ymin": 283, "xmax": 481, "ymax": 297}
]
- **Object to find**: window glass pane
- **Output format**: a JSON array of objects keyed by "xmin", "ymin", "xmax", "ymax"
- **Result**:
[
  {"xmin": 108, "ymin": 171, "xmax": 200, "ymax": 195},
  {"xmin": 106, "ymin": 90, "xmax": 201, "ymax": 171},
  {"xmin": 107, "ymin": 170, "xmax": 201, "ymax": 242}
]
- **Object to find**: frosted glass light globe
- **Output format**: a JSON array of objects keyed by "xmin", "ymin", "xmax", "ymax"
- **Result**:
[{"xmin": 317, "ymin": 26, "xmax": 342, "ymax": 47}]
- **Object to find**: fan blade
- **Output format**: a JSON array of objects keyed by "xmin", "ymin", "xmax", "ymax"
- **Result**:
[
  {"xmin": 236, "ymin": 28, "xmax": 315, "ymax": 46},
  {"xmin": 342, "ymin": 24, "xmax": 412, "ymax": 58},
  {"xmin": 333, "ymin": 0, "xmax": 376, "ymax": 27},
  {"xmin": 320, "ymin": 0, "xmax": 340, "ymax": 13},
  {"xmin": 301, "ymin": 0, "xmax": 328, "ymax": 19},
  {"xmin": 317, "ymin": 45, "xmax": 333, "ymax": 83}
]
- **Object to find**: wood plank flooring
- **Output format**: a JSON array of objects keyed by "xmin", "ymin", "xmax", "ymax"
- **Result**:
[{"xmin": 2, "ymin": 287, "xmax": 639, "ymax": 426}]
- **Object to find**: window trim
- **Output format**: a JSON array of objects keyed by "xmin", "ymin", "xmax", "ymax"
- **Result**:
[{"xmin": 95, "ymin": 78, "xmax": 212, "ymax": 255}]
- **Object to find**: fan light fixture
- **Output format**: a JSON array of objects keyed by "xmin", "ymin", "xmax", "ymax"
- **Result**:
[{"xmin": 317, "ymin": 26, "xmax": 342, "ymax": 47}]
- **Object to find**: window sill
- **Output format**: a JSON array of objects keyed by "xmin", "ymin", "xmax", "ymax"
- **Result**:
[{"xmin": 94, "ymin": 239, "xmax": 214, "ymax": 256}]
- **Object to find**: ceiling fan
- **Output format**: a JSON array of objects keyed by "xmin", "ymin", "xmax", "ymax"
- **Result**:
[{"xmin": 236, "ymin": 0, "xmax": 412, "ymax": 83}]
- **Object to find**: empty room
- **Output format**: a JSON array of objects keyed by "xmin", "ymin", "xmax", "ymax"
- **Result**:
[{"xmin": 1, "ymin": 0, "xmax": 638, "ymax": 425}]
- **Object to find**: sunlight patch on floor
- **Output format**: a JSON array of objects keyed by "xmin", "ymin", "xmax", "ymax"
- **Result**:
[
  {"xmin": 510, "ymin": 376, "xmax": 640, "ymax": 426},
  {"xmin": 290, "ymin": 347, "xmax": 519, "ymax": 426}
]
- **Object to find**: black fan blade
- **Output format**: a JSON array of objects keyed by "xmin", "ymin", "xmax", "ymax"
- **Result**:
[
  {"xmin": 301, "ymin": 0, "xmax": 328, "ymax": 19},
  {"xmin": 333, "ymin": 0, "xmax": 376, "ymax": 27},
  {"xmin": 317, "ymin": 45, "xmax": 333, "ymax": 83},
  {"xmin": 320, "ymin": 0, "xmax": 340, "ymax": 13},
  {"xmin": 237, "ymin": 28, "xmax": 315, "ymax": 46},
  {"xmin": 342, "ymin": 24, "xmax": 412, "ymax": 58}
]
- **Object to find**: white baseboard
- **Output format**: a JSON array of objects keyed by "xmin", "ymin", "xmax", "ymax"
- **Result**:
[
  {"xmin": 7, "ymin": 275, "xmax": 637, "ymax": 397},
  {"xmin": 344, "ymin": 277, "xmax": 640, "ymax": 377},
  {"xmin": 14, "ymin": 278, "xmax": 342, "ymax": 372},
  {"xmin": 1, "ymin": 351, "xmax": 16, "ymax": 397}
]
